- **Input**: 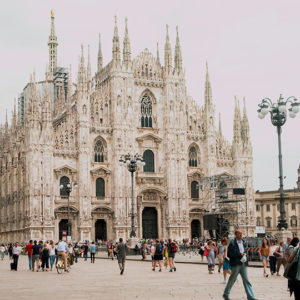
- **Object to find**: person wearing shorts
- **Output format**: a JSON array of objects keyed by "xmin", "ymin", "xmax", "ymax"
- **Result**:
[
  {"xmin": 167, "ymin": 239, "xmax": 177, "ymax": 272},
  {"xmin": 31, "ymin": 240, "xmax": 42, "ymax": 272},
  {"xmin": 153, "ymin": 240, "xmax": 164, "ymax": 272},
  {"xmin": 259, "ymin": 238, "xmax": 270, "ymax": 277}
]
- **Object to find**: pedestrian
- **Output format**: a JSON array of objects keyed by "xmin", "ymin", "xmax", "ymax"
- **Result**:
[
  {"xmin": 83, "ymin": 243, "xmax": 89, "ymax": 261},
  {"xmin": 153, "ymin": 240, "xmax": 164, "ymax": 272},
  {"xmin": 285, "ymin": 237, "xmax": 299, "ymax": 263},
  {"xmin": 74, "ymin": 243, "xmax": 79, "ymax": 263},
  {"xmin": 217, "ymin": 239, "xmax": 225, "ymax": 273},
  {"xmin": 205, "ymin": 240, "xmax": 217, "ymax": 274},
  {"xmin": 198, "ymin": 241, "xmax": 204, "ymax": 261},
  {"xmin": 41, "ymin": 243, "xmax": 50, "ymax": 271},
  {"xmin": 90, "ymin": 241, "xmax": 96, "ymax": 263},
  {"xmin": 269, "ymin": 240, "xmax": 277, "ymax": 275},
  {"xmin": 0, "ymin": 244, "xmax": 5, "ymax": 260},
  {"xmin": 287, "ymin": 240, "xmax": 300, "ymax": 300},
  {"xmin": 222, "ymin": 229, "xmax": 257, "ymax": 300},
  {"xmin": 25, "ymin": 240, "xmax": 33, "ymax": 270},
  {"xmin": 116, "ymin": 238, "xmax": 129, "ymax": 275},
  {"xmin": 48, "ymin": 240, "xmax": 56, "ymax": 271},
  {"xmin": 259, "ymin": 238, "xmax": 270, "ymax": 277},
  {"xmin": 31, "ymin": 240, "xmax": 42, "ymax": 272},
  {"xmin": 167, "ymin": 239, "xmax": 177, "ymax": 272},
  {"xmin": 12, "ymin": 242, "xmax": 22, "ymax": 271},
  {"xmin": 68, "ymin": 243, "xmax": 74, "ymax": 265},
  {"xmin": 8, "ymin": 243, "xmax": 13, "ymax": 260},
  {"xmin": 56, "ymin": 239, "xmax": 69, "ymax": 272},
  {"xmin": 108, "ymin": 242, "xmax": 114, "ymax": 260},
  {"xmin": 221, "ymin": 237, "xmax": 231, "ymax": 284},
  {"xmin": 274, "ymin": 241, "xmax": 284, "ymax": 276}
]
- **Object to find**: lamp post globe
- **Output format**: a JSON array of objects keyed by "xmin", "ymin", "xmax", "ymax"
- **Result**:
[
  {"xmin": 257, "ymin": 94, "xmax": 299, "ymax": 230},
  {"xmin": 119, "ymin": 153, "xmax": 145, "ymax": 239}
]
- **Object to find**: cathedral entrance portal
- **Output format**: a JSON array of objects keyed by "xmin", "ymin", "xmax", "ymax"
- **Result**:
[
  {"xmin": 191, "ymin": 220, "xmax": 201, "ymax": 238},
  {"xmin": 95, "ymin": 219, "xmax": 107, "ymax": 241},
  {"xmin": 59, "ymin": 219, "xmax": 70, "ymax": 240},
  {"xmin": 142, "ymin": 207, "xmax": 158, "ymax": 239}
]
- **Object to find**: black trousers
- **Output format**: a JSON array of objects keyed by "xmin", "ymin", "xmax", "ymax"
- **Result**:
[
  {"xmin": 13, "ymin": 254, "xmax": 19, "ymax": 271},
  {"xmin": 269, "ymin": 256, "xmax": 276, "ymax": 274},
  {"xmin": 41, "ymin": 256, "xmax": 49, "ymax": 269},
  {"xmin": 91, "ymin": 253, "xmax": 95, "ymax": 263}
]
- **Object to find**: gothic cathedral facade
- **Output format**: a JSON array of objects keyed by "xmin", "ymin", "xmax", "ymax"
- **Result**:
[{"xmin": 0, "ymin": 13, "xmax": 255, "ymax": 243}]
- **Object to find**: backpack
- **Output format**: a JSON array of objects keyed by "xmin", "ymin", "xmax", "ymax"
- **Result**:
[
  {"xmin": 170, "ymin": 242, "xmax": 177, "ymax": 253},
  {"xmin": 155, "ymin": 244, "xmax": 163, "ymax": 256}
]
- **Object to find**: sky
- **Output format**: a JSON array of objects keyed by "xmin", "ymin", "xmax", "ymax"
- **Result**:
[{"xmin": 0, "ymin": 0, "xmax": 299, "ymax": 191}]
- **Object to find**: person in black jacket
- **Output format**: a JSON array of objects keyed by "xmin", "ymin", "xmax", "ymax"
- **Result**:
[{"xmin": 223, "ymin": 229, "xmax": 257, "ymax": 300}]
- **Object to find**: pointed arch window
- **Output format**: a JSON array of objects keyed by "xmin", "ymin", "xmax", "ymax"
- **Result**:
[
  {"xmin": 96, "ymin": 177, "xmax": 105, "ymax": 197},
  {"xmin": 189, "ymin": 147, "xmax": 197, "ymax": 167},
  {"xmin": 143, "ymin": 149, "xmax": 154, "ymax": 172},
  {"xmin": 191, "ymin": 181, "xmax": 199, "ymax": 199},
  {"xmin": 94, "ymin": 140, "xmax": 104, "ymax": 162},
  {"xmin": 60, "ymin": 176, "xmax": 70, "ymax": 196},
  {"xmin": 141, "ymin": 94, "xmax": 152, "ymax": 127}
]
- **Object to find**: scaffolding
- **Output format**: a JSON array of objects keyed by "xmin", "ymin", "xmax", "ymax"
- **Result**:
[{"xmin": 198, "ymin": 174, "xmax": 250, "ymax": 239}]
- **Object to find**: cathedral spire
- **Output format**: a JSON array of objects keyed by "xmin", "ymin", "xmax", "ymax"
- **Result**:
[
  {"xmin": 48, "ymin": 10, "xmax": 58, "ymax": 76},
  {"xmin": 87, "ymin": 44, "xmax": 92, "ymax": 82},
  {"xmin": 174, "ymin": 26, "xmax": 182, "ymax": 74},
  {"xmin": 98, "ymin": 33, "xmax": 103, "ymax": 72},
  {"xmin": 156, "ymin": 42, "xmax": 161, "ymax": 66},
  {"xmin": 204, "ymin": 62, "xmax": 212, "ymax": 109},
  {"xmin": 5, "ymin": 109, "xmax": 8, "ymax": 134},
  {"xmin": 67, "ymin": 64, "xmax": 73, "ymax": 100},
  {"xmin": 123, "ymin": 17, "xmax": 131, "ymax": 66},
  {"xmin": 112, "ymin": 16, "xmax": 121, "ymax": 64},
  {"xmin": 233, "ymin": 96, "xmax": 242, "ymax": 144},
  {"xmin": 77, "ymin": 44, "xmax": 86, "ymax": 90},
  {"xmin": 164, "ymin": 25, "xmax": 172, "ymax": 73},
  {"xmin": 241, "ymin": 97, "xmax": 250, "ymax": 143},
  {"xmin": 218, "ymin": 112, "xmax": 222, "ymax": 136}
]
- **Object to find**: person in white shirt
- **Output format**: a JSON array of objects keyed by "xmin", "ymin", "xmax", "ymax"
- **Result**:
[
  {"xmin": 12, "ymin": 242, "xmax": 22, "ymax": 271},
  {"xmin": 57, "ymin": 240, "xmax": 69, "ymax": 271}
]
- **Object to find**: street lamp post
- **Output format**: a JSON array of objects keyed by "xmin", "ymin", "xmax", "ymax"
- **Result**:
[
  {"xmin": 119, "ymin": 153, "xmax": 145, "ymax": 238},
  {"xmin": 60, "ymin": 182, "xmax": 78, "ymax": 237},
  {"xmin": 257, "ymin": 94, "xmax": 299, "ymax": 229}
]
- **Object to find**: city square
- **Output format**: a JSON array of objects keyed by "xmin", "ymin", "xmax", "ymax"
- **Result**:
[
  {"xmin": 0, "ymin": 255, "xmax": 290, "ymax": 300},
  {"xmin": 0, "ymin": 0, "xmax": 300, "ymax": 299}
]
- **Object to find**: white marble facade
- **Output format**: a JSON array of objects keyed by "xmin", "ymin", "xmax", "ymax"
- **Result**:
[{"xmin": 0, "ymin": 14, "xmax": 255, "ymax": 243}]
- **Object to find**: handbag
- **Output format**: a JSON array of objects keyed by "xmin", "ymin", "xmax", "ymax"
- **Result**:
[
  {"xmin": 203, "ymin": 249, "xmax": 209, "ymax": 257},
  {"xmin": 284, "ymin": 249, "xmax": 299, "ymax": 280}
]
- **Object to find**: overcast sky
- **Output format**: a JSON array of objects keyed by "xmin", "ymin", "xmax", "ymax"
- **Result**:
[{"xmin": 0, "ymin": 0, "xmax": 299, "ymax": 190}]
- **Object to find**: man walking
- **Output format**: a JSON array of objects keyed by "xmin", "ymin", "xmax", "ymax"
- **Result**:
[
  {"xmin": 57, "ymin": 239, "xmax": 69, "ymax": 272},
  {"xmin": 90, "ymin": 241, "xmax": 96, "ymax": 263},
  {"xmin": 116, "ymin": 238, "xmax": 129, "ymax": 275},
  {"xmin": 223, "ymin": 229, "xmax": 257, "ymax": 300},
  {"xmin": 25, "ymin": 240, "xmax": 33, "ymax": 270}
]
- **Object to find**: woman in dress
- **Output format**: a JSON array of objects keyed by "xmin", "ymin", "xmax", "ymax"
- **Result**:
[
  {"xmin": 221, "ymin": 237, "xmax": 231, "ymax": 283},
  {"xmin": 205, "ymin": 240, "xmax": 217, "ymax": 274},
  {"xmin": 259, "ymin": 238, "xmax": 270, "ymax": 277}
]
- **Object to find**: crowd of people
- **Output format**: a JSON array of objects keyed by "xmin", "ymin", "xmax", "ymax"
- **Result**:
[{"xmin": 1, "ymin": 230, "xmax": 300, "ymax": 299}]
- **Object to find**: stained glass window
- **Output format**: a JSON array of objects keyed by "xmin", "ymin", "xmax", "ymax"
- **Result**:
[
  {"xmin": 94, "ymin": 140, "xmax": 104, "ymax": 162},
  {"xmin": 189, "ymin": 147, "xmax": 197, "ymax": 167},
  {"xmin": 96, "ymin": 177, "xmax": 105, "ymax": 197},
  {"xmin": 143, "ymin": 150, "xmax": 154, "ymax": 172},
  {"xmin": 141, "ymin": 94, "xmax": 152, "ymax": 127}
]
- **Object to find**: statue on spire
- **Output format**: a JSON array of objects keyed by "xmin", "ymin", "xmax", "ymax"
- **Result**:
[{"xmin": 48, "ymin": 9, "xmax": 58, "ymax": 76}]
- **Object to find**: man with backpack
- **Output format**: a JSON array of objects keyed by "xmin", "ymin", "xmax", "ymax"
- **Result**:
[
  {"xmin": 167, "ymin": 239, "xmax": 177, "ymax": 272},
  {"xmin": 153, "ymin": 239, "xmax": 164, "ymax": 272}
]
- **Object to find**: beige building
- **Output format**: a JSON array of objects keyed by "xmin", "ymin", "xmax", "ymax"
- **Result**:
[
  {"xmin": 255, "ymin": 165, "xmax": 300, "ymax": 237},
  {"xmin": 0, "ymin": 13, "xmax": 255, "ymax": 243}
]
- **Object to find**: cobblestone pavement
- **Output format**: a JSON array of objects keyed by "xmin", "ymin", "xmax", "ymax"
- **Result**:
[{"xmin": 0, "ymin": 256, "xmax": 290, "ymax": 300}]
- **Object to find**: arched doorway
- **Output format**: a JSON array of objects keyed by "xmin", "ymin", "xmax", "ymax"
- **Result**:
[
  {"xmin": 95, "ymin": 219, "xmax": 107, "ymax": 241},
  {"xmin": 191, "ymin": 220, "xmax": 201, "ymax": 238},
  {"xmin": 142, "ymin": 207, "xmax": 158, "ymax": 239},
  {"xmin": 59, "ymin": 219, "xmax": 70, "ymax": 240}
]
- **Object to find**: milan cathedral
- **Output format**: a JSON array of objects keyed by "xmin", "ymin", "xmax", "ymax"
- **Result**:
[{"xmin": 0, "ymin": 12, "xmax": 255, "ymax": 243}]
